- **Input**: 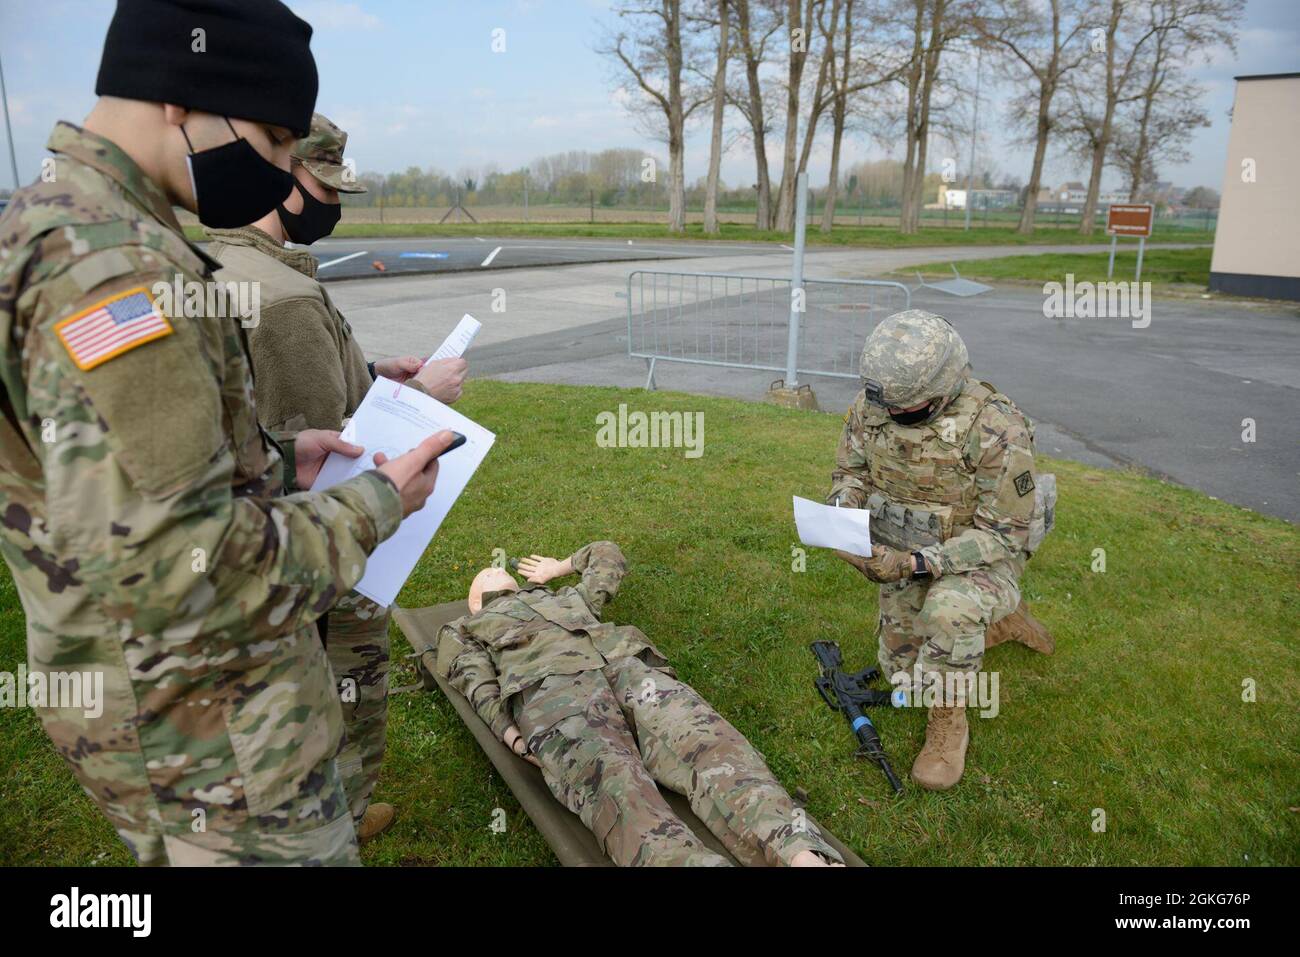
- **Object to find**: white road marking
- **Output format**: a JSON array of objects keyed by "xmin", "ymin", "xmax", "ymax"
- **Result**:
[
  {"xmin": 480, "ymin": 246, "xmax": 503, "ymax": 267},
  {"xmin": 317, "ymin": 250, "xmax": 368, "ymax": 270},
  {"xmin": 781, "ymin": 244, "xmax": 795, "ymax": 251}
]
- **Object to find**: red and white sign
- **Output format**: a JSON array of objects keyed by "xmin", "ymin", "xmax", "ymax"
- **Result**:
[{"xmin": 1106, "ymin": 203, "xmax": 1154, "ymax": 238}]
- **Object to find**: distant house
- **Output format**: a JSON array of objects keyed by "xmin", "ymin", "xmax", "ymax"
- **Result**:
[
  {"xmin": 1037, "ymin": 183, "xmax": 1131, "ymax": 213},
  {"xmin": 933, "ymin": 185, "xmax": 1018, "ymax": 210},
  {"xmin": 1210, "ymin": 73, "xmax": 1300, "ymax": 300}
]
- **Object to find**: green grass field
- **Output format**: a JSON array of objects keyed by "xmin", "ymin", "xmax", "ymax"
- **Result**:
[
  {"xmin": 1, "ymin": 381, "xmax": 1295, "ymax": 866},
  {"xmin": 183, "ymin": 218, "xmax": 1215, "ymax": 249},
  {"xmin": 904, "ymin": 247, "xmax": 1215, "ymax": 295}
]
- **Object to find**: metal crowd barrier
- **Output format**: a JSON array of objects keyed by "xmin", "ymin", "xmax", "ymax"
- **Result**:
[{"xmin": 625, "ymin": 270, "xmax": 911, "ymax": 390}]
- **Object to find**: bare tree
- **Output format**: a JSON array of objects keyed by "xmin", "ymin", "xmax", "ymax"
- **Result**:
[
  {"xmin": 973, "ymin": 0, "xmax": 1090, "ymax": 233},
  {"xmin": 1117, "ymin": 0, "xmax": 1240, "ymax": 202},
  {"xmin": 1066, "ymin": 0, "xmax": 1159, "ymax": 234},
  {"xmin": 601, "ymin": 1, "xmax": 703, "ymax": 232},
  {"xmin": 819, "ymin": 0, "xmax": 909, "ymax": 232},
  {"xmin": 692, "ymin": 0, "xmax": 732, "ymax": 233},
  {"xmin": 896, "ymin": 0, "xmax": 961, "ymax": 235},
  {"xmin": 729, "ymin": 0, "xmax": 785, "ymax": 228},
  {"xmin": 772, "ymin": 0, "xmax": 832, "ymax": 232}
]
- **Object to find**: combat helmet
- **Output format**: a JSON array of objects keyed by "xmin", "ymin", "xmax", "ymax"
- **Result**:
[{"xmin": 858, "ymin": 309, "xmax": 969, "ymax": 415}]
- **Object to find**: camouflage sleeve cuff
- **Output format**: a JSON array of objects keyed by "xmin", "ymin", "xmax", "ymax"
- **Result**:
[
  {"xmin": 918, "ymin": 545, "xmax": 946, "ymax": 579},
  {"xmin": 333, "ymin": 469, "xmax": 404, "ymax": 546},
  {"xmin": 279, "ymin": 434, "xmax": 298, "ymax": 493}
]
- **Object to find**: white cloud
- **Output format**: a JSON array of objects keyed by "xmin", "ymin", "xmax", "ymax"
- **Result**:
[{"xmin": 289, "ymin": 1, "xmax": 381, "ymax": 31}]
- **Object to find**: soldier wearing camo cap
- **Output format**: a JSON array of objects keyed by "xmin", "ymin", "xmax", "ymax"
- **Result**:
[
  {"xmin": 0, "ymin": 0, "xmax": 452, "ymax": 865},
  {"xmin": 435, "ymin": 542, "xmax": 845, "ymax": 867},
  {"xmin": 828, "ymin": 310, "xmax": 1056, "ymax": 790},
  {"xmin": 205, "ymin": 111, "xmax": 468, "ymax": 843}
]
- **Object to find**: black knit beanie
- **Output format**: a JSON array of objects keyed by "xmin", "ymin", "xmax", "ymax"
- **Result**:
[{"xmin": 95, "ymin": 0, "xmax": 318, "ymax": 137}]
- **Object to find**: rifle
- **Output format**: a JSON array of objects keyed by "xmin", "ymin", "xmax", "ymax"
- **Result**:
[{"xmin": 810, "ymin": 640, "xmax": 904, "ymax": 795}]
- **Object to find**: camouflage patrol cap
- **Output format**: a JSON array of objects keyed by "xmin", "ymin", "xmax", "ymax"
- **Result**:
[
  {"xmin": 859, "ymin": 309, "xmax": 970, "ymax": 410},
  {"xmin": 292, "ymin": 112, "xmax": 367, "ymax": 193}
]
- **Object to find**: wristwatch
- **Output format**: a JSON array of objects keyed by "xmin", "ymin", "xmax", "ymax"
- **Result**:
[{"xmin": 911, "ymin": 552, "xmax": 933, "ymax": 580}]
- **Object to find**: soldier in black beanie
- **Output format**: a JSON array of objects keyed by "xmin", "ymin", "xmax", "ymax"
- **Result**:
[{"xmin": 0, "ymin": 0, "xmax": 453, "ymax": 866}]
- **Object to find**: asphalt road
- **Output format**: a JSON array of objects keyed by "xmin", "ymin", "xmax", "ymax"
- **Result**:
[
  {"xmin": 474, "ymin": 284, "xmax": 1300, "ymax": 522},
  {"xmin": 320, "ymin": 239, "xmax": 1297, "ymax": 522},
  {"xmin": 306, "ymin": 235, "xmax": 789, "ymax": 279}
]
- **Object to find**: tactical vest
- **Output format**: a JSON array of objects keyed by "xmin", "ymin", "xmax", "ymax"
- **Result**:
[{"xmin": 861, "ymin": 380, "xmax": 1026, "ymax": 551}]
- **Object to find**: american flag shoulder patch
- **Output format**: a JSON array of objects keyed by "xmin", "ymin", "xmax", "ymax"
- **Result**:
[{"xmin": 54, "ymin": 286, "xmax": 173, "ymax": 371}]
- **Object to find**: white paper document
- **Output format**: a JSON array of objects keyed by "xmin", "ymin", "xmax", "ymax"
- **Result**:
[
  {"xmin": 425, "ymin": 314, "xmax": 481, "ymax": 365},
  {"xmin": 311, "ymin": 377, "xmax": 495, "ymax": 606},
  {"xmin": 792, "ymin": 495, "xmax": 872, "ymax": 558}
]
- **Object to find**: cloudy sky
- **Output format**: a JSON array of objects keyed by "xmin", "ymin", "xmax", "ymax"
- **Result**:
[{"xmin": 1, "ymin": 0, "xmax": 1296, "ymax": 195}]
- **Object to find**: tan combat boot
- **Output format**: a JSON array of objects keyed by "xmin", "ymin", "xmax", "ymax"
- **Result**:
[
  {"xmin": 911, "ymin": 705, "xmax": 969, "ymax": 790},
  {"xmin": 985, "ymin": 599, "xmax": 1055, "ymax": 654},
  {"xmin": 357, "ymin": 803, "xmax": 396, "ymax": 843}
]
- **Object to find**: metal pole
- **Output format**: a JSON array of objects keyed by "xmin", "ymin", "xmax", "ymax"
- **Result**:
[
  {"xmin": 964, "ymin": 45, "xmax": 983, "ymax": 231},
  {"xmin": 0, "ymin": 47, "xmax": 21, "ymax": 189},
  {"xmin": 1135, "ymin": 235, "xmax": 1145, "ymax": 282},
  {"xmin": 523, "ymin": 168, "xmax": 529, "ymax": 221},
  {"xmin": 785, "ymin": 171, "xmax": 808, "ymax": 386},
  {"xmin": 1107, "ymin": 234, "xmax": 1116, "ymax": 279}
]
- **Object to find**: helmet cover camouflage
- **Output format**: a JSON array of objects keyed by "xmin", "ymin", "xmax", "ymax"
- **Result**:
[
  {"xmin": 858, "ymin": 309, "xmax": 969, "ymax": 410},
  {"xmin": 292, "ymin": 112, "xmax": 367, "ymax": 193}
]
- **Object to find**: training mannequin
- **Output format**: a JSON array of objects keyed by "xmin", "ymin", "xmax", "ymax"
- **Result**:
[{"xmin": 436, "ymin": 542, "xmax": 844, "ymax": 867}]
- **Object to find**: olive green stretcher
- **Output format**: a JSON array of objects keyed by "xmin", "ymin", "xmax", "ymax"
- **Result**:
[{"xmin": 392, "ymin": 602, "xmax": 866, "ymax": 868}]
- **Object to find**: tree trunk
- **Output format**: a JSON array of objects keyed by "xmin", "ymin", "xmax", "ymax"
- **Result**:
[
  {"xmin": 736, "ymin": 0, "xmax": 774, "ymax": 229},
  {"xmin": 1079, "ymin": 0, "xmax": 1123, "ymax": 234},
  {"xmin": 820, "ymin": 0, "xmax": 851, "ymax": 233},
  {"xmin": 774, "ymin": 0, "xmax": 811, "ymax": 232},
  {"xmin": 703, "ymin": 0, "xmax": 730, "ymax": 235},
  {"xmin": 665, "ymin": 0, "xmax": 686, "ymax": 233},
  {"xmin": 1017, "ymin": 83, "xmax": 1053, "ymax": 234}
]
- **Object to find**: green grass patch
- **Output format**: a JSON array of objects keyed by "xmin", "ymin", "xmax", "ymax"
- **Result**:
[
  {"xmin": 1, "ymin": 380, "xmax": 1295, "ymax": 866},
  {"xmin": 904, "ymin": 247, "xmax": 1214, "ymax": 294},
  {"xmin": 184, "ymin": 219, "xmax": 1216, "ymax": 250}
]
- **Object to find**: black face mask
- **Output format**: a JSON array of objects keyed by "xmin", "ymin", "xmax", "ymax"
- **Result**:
[
  {"xmin": 277, "ymin": 179, "xmax": 342, "ymax": 245},
  {"xmin": 888, "ymin": 402, "xmax": 935, "ymax": 426},
  {"xmin": 182, "ymin": 118, "xmax": 294, "ymax": 229}
]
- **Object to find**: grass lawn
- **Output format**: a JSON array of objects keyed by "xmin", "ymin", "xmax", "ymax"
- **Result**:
[
  {"xmin": 184, "ymin": 219, "xmax": 1216, "ymax": 249},
  {"xmin": 1, "ymin": 380, "xmax": 1295, "ymax": 866},
  {"xmin": 903, "ymin": 247, "xmax": 1215, "ymax": 295}
]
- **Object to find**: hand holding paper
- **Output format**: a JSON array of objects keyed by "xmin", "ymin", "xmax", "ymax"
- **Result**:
[
  {"xmin": 312, "ymin": 377, "xmax": 496, "ymax": 607},
  {"xmin": 792, "ymin": 495, "xmax": 872, "ymax": 558}
]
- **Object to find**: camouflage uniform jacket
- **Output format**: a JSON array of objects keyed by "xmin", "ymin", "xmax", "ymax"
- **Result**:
[
  {"xmin": 829, "ymin": 376, "xmax": 1037, "ymax": 578},
  {"xmin": 434, "ymin": 541, "xmax": 666, "ymax": 737},
  {"xmin": 0, "ymin": 122, "xmax": 403, "ymax": 825},
  {"xmin": 204, "ymin": 225, "xmax": 373, "ymax": 433}
]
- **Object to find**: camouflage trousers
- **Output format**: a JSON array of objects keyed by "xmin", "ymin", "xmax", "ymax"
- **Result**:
[
  {"xmin": 877, "ymin": 566, "xmax": 1020, "ymax": 679},
  {"xmin": 513, "ymin": 655, "xmax": 843, "ymax": 867},
  {"xmin": 325, "ymin": 590, "xmax": 391, "ymax": 824},
  {"xmin": 28, "ymin": 622, "xmax": 359, "ymax": 867}
]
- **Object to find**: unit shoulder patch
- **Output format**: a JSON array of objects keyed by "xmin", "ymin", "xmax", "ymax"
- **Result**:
[
  {"xmin": 54, "ymin": 286, "xmax": 173, "ymax": 371},
  {"xmin": 1014, "ymin": 470, "xmax": 1035, "ymax": 497}
]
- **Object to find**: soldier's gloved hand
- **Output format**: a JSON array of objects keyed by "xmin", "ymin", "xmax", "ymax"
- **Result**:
[
  {"xmin": 503, "ymin": 724, "xmax": 542, "ymax": 768},
  {"xmin": 860, "ymin": 545, "xmax": 915, "ymax": 583},
  {"xmin": 516, "ymin": 554, "xmax": 571, "ymax": 584},
  {"xmin": 372, "ymin": 355, "xmax": 423, "ymax": 383},
  {"xmin": 295, "ymin": 429, "xmax": 365, "ymax": 489}
]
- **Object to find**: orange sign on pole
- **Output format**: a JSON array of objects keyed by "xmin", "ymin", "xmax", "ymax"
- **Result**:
[{"xmin": 1106, "ymin": 203, "xmax": 1154, "ymax": 237}]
